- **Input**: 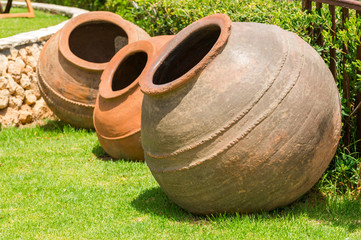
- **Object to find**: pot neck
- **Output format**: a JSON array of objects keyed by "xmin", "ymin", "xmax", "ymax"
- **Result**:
[
  {"xmin": 140, "ymin": 14, "xmax": 231, "ymax": 96},
  {"xmin": 58, "ymin": 11, "xmax": 140, "ymax": 72},
  {"xmin": 99, "ymin": 36, "xmax": 173, "ymax": 99}
]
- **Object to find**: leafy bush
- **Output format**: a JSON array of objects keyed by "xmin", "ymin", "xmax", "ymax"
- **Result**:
[
  {"xmin": 33, "ymin": 0, "xmax": 314, "ymax": 36},
  {"xmin": 310, "ymin": 6, "xmax": 361, "ymax": 193},
  {"xmin": 32, "ymin": 0, "xmax": 361, "ymax": 193}
]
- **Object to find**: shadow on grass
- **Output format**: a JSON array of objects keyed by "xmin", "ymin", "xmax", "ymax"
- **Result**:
[
  {"xmin": 301, "ymin": 193, "xmax": 361, "ymax": 232},
  {"xmin": 132, "ymin": 186, "xmax": 361, "ymax": 230},
  {"xmin": 131, "ymin": 186, "xmax": 311, "ymax": 222},
  {"xmin": 91, "ymin": 141, "xmax": 144, "ymax": 162},
  {"xmin": 131, "ymin": 187, "xmax": 195, "ymax": 222},
  {"xmin": 38, "ymin": 119, "xmax": 69, "ymax": 132},
  {"xmin": 92, "ymin": 141, "xmax": 113, "ymax": 161},
  {"xmin": 38, "ymin": 119, "xmax": 94, "ymax": 133}
]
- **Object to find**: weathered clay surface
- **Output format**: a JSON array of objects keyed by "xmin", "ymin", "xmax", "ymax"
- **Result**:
[
  {"xmin": 37, "ymin": 11, "xmax": 150, "ymax": 128},
  {"xmin": 94, "ymin": 36, "xmax": 173, "ymax": 160},
  {"xmin": 140, "ymin": 14, "xmax": 341, "ymax": 214}
]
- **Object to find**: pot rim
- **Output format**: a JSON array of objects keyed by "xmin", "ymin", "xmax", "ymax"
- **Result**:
[
  {"xmin": 58, "ymin": 11, "xmax": 140, "ymax": 71},
  {"xmin": 99, "ymin": 39, "xmax": 156, "ymax": 99},
  {"xmin": 139, "ymin": 13, "xmax": 231, "ymax": 95}
]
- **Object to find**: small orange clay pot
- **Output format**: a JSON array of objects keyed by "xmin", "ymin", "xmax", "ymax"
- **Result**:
[
  {"xmin": 37, "ymin": 11, "xmax": 150, "ymax": 128},
  {"xmin": 93, "ymin": 36, "xmax": 173, "ymax": 160}
]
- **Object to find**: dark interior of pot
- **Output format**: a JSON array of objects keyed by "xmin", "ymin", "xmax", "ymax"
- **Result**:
[
  {"xmin": 69, "ymin": 21, "xmax": 128, "ymax": 63},
  {"xmin": 153, "ymin": 25, "xmax": 221, "ymax": 85},
  {"xmin": 112, "ymin": 51, "xmax": 148, "ymax": 91}
]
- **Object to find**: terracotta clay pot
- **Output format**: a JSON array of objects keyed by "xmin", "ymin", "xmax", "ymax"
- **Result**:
[
  {"xmin": 140, "ymin": 14, "xmax": 341, "ymax": 214},
  {"xmin": 37, "ymin": 11, "xmax": 150, "ymax": 128},
  {"xmin": 93, "ymin": 36, "xmax": 173, "ymax": 160}
]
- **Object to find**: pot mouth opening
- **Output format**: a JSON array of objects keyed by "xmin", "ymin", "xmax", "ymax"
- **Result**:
[
  {"xmin": 68, "ymin": 21, "xmax": 128, "ymax": 64},
  {"xmin": 112, "ymin": 51, "xmax": 148, "ymax": 92},
  {"xmin": 153, "ymin": 24, "xmax": 221, "ymax": 85}
]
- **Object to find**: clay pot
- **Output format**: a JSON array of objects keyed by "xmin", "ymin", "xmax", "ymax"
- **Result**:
[
  {"xmin": 37, "ymin": 11, "xmax": 150, "ymax": 128},
  {"xmin": 93, "ymin": 36, "xmax": 173, "ymax": 160},
  {"xmin": 140, "ymin": 14, "xmax": 341, "ymax": 214}
]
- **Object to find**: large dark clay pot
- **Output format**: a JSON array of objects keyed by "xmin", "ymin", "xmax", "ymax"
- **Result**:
[
  {"xmin": 37, "ymin": 11, "xmax": 150, "ymax": 128},
  {"xmin": 140, "ymin": 14, "xmax": 341, "ymax": 214},
  {"xmin": 93, "ymin": 36, "xmax": 173, "ymax": 160}
]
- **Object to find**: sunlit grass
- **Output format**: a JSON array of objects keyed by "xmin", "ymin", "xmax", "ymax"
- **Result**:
[
  {"xmin": 0, "ymin": 8, "xmax": 68, "ymax": 38},
  {"xmin": 0, "ymin": 120, "xmax": 360, "ymax": 239}
]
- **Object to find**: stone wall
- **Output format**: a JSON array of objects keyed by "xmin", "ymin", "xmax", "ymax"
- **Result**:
[{"xmin": 0, "ymin": 43, "xmax": 54, "ymax": 127}]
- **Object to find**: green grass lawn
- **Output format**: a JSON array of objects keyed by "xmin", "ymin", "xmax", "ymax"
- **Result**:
[
  {"xmin": 0, "ymin": 121, "xmax": 361, "ymax": 239},
  {"xmin": 0, "ymin": 8, "xmax": 69, "ymax": 38}
]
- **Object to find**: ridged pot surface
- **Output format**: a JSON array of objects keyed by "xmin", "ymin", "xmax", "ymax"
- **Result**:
[
  {"xmin": 37, "ymin": 11, "xmax": 150, "ymax": 128},
  {"xmin": 140, "ymin": 14, "xmax": 341, "ymax": 214},
  {"xmin": 93, "ymin": 36, "xmax": 173, "ymax": 160}
]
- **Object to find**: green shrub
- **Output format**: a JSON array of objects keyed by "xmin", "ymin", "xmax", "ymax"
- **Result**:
[
  {"xmin": 33, "ymin": 0, "xmax": 313, "ymax": 36},
  {"xmin": 110, "ymin": 0, "xmax": 314, "ymax": 37},
  {"xmin": 311, "ymin": 6, "xmax": 361, "ymax": 193}
]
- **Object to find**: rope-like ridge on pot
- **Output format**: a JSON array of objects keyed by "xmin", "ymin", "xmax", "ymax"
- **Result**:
[
  {"xmin": 143, "ymin": 29, "xmax": 289, "ymax": 159},
  {"xmin": 37, "ymin": 69, "xmax": 95, "ymax": 109},
  {"xmin": 38, "ymin": 77, "xmax": 94, "ymax": 120},
  {"xmin": 147, "ymin": 34, "xmax": 305, "ymax": 173}
]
